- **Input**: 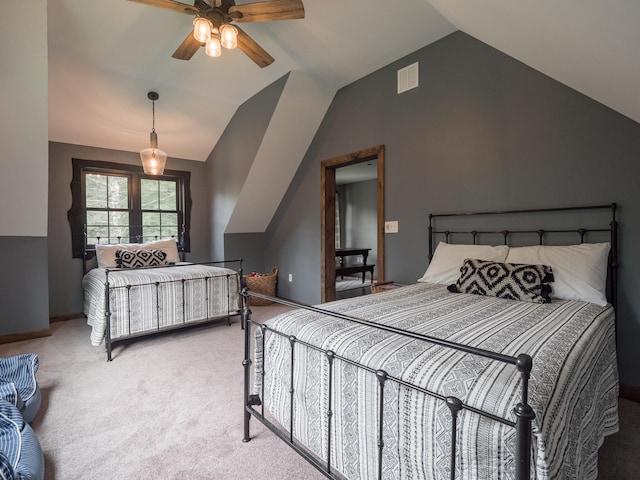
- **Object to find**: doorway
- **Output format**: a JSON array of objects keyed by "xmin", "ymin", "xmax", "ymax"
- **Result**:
[{"xmin": 321, "ymin": 145, "xmax": 385, "ymax": 302}]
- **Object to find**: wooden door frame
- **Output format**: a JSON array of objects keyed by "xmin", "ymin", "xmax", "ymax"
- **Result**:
[{"xmin": 321, "ymin": 145, "xmax": 385, "ymax": 302}]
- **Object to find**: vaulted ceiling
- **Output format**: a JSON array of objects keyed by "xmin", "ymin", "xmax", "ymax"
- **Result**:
[{"xmin": 47, "ymin": 1, "xmax": 640, "ymax": 164}]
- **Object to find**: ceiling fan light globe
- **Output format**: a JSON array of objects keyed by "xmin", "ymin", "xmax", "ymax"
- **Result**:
[
  {"xmin": 205, "ymin": 36, "xmax": 222, "ymax": 57},
  {"xmin": 220, "ymin": 24, "xmax": 238, "ymax": 49},
  {"xmin": 193, "ymin": 17, "xmax": 213, "ymax": 43},
  {"xmin": 140, "ymin": 147, "xmax": 167, "ymax": 176}
]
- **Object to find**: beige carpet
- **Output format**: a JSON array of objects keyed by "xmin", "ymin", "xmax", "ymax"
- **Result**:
[
  {"xmin": 0, "ymin": 305, "xmax": 325, "ymax": 480},
  {"xmin": 0, "ymin": 306, "xmax": 638, "ymax": 479}
]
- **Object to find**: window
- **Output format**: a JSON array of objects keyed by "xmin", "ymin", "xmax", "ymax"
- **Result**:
[{"xmin": 68, "ymin": 159, "xmax": 192, "ymax": 258}]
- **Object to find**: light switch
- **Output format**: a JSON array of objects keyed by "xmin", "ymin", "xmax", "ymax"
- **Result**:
[{"xmin": 385, "ymin": 221, "xmax": 398, "ymax": 233}]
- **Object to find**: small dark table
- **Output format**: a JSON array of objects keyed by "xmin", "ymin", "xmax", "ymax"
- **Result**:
[
  {"xmin": 335, "ymin": 248, "xmax": 371, "ymax": 266},
  {"xmin": 335, "ymin": 248, "xmax": 374, "ymax": 283}
]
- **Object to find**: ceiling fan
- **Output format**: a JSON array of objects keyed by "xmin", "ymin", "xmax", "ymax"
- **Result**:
[{"xmin": 128, "ymin": 0, "xmax": 305, "ymax": 68}]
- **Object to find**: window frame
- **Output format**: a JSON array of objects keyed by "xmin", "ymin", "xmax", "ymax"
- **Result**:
[{"xmin": 68, "ymin": 158, "xmax": 192, "ymax": 259}]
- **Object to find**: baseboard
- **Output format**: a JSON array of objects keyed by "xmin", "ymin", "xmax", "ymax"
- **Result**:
[
  {"xmin": 0, "ymin": 329, "xmax": 51, "ymax": 345},
  {"xmin": 50, "ymin": 312, "xmax": 84, "ymax": 323},
  {"xmin": 620, "ymin": 383, "xmax": 640, "ymax": 403}
]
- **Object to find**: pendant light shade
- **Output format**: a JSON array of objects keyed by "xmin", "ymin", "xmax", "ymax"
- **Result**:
[
  {"xmin": 219, "ymin": 24, "xmax": 238, "ymax": 49},
  {"xmin": 193, "ymin": 17, "xmax": 212, "ymax": 43},
  {"xmin": 205, "ymin": 35, "xmax": 222, "ymax": 57},
  {"xmin": 140, "ymin": 91, "xmax": 167, "ymax": 176}
]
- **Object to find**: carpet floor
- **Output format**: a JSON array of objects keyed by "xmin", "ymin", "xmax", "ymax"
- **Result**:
[
  {"xmin": 0, "ymin": 305, "xmax": 326, "ymax": 480},
  {"xmin": 0, "ymin": 306, "xmax": 638, "ymax": 479}
]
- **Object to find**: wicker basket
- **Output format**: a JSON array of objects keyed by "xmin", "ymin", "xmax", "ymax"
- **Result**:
[{"xmin": 244, "ymin": 267, "xmax": 278, "ymax": 306}]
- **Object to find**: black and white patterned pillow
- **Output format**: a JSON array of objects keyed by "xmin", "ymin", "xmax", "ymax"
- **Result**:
[
  {"xmin": 115, "ymin": 249, "xmax": 168, "ymax": 268},
  {"xmin": 447, "ymin": 258, "xmax": 554, "ymax": 303}
]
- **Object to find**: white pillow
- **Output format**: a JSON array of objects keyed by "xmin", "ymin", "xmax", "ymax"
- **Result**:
[
  {"xmin": 95, "ymin": 238, "xmax": 180, "ymax": 268},
  {"xmin": 505, "ymin": 243, "xmax": 610, "ymax": 306},
  {"xmin": 418, "ymin": 242, "xmax": 509, "ymax": 285},
  {"xmin": 143, "ymin": 239, "xmax": 181, "ymax": 263}
]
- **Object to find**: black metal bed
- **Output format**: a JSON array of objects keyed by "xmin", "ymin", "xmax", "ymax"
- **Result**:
[
  {"xmin": 241, "ymin": 204, "xmax": 618, "ymax": 480},
  {"xmin": 100, "ymin": 259, "xmax": 243, "ymax": 361},
  {"xmin": 81, "ymin": 227, "xmax": 244, "ymax": 361}
]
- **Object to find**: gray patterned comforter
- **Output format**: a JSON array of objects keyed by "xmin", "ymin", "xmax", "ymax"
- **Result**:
[
  {"xmin": 254, "ymin": 283, "xmax": 618, "ymax": 480},
  {"xmin": 83, "ymin": 263, "xmax": 241, "ymax": 346}
]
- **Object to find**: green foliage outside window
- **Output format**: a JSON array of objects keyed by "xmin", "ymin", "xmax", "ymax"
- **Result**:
[{"xmin": 85, "ymin": 175, "xmax": 179, "ymax": 245}]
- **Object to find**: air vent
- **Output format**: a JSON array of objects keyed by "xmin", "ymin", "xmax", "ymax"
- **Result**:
[{"xmin": 397, "ymin": 62, "xmax": 419, "ymax": 94}]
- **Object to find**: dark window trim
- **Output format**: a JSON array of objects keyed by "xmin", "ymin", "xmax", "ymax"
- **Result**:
[{"xmin": 68, "ymin": 158, "xmax": 192, "ymax": 259}]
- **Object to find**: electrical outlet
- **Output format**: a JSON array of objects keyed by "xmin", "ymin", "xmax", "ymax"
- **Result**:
[
  {"xmin": 288, "ymin": 273, "xmax": 293, "ymax": 282},
  {"xmin": 385, "ymin": 220, "xmax": 399, "ymax": 233}
]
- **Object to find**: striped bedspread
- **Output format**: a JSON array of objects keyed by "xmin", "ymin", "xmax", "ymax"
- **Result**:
[
  {"xmin": 83, "ymin": 263, "xmax": 241, "ymax": 346},
  {"xmin": 254, "ymin": 282, "xmax": 618, "ymax": 480}
]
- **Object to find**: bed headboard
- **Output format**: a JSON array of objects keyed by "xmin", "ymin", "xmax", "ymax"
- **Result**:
[
  {"xmin": 82, "ymin": 224, "xmax": 186, "ymax": 274},
  {"xmin": 428, "ymin": 204, "xmax": 618, "ymax": 307}
]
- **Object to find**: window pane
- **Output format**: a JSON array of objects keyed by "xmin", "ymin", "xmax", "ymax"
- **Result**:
[
  {"xmin": 161, "ymin": 212, "xmax": 178, "ymax": 227},
  {"xmin": 109, "ymin": 211, "xmax": 129, "ymax": 227},
  {"xmin": 141, "ymin": 179, "xmax": 159, "ymax": 210},
  {"xmin": 159, "ymin": 181, "xmax": 177, "ymax": 210},
  {"xmin": 86, "ymin": 211, "xmax": 108, "ymax": 244},
  {"xmin": 109, "ymin": 226, "xmax": 130, "ymax": 244},
  {"xmin": 87, "ymin": 210, "xmax": 108, "ymax": 226},
  {"xmin": 108, "ymin": 176, "xmax": 128, "ymax": 209},
  {"xmin": 161, "ymin": 227, "xmax": 179, "ymax": 240},
  {"xmin": 143, "ymin": 212, "xmax": 161, "ymax": 227},
  {"xmin": 142, "ymin": 212, "xmax": 161, "ymax": 241},
  {"xmin": 86, "ymin": 174, "xmax": 107, "ymax": 208},
  {"xmin": 161, "ymin": 213, "xmax": 179, "ymax": 239}
]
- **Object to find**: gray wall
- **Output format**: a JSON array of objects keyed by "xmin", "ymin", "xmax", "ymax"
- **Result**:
[
  {"xmin": 262, "ymin": 32, "xmax": 640, "ymax": 387},
  {"xmin": 0, "ymin": 238, "xmax": 49, "ymax": 335},
  {"xmin": 0, "ymin": 0, "xmax": 49, "ymax": 338},
  {"xmin": 224, "ymin": 232, "xmax": 267, "ymax": 276},
  {"xmin": 48, "ymin": 142, "xmax": 212, "ymax": 316},
  {"xmin": 206, "ymin": 75, "xmax": 288, "ymax": 262}
]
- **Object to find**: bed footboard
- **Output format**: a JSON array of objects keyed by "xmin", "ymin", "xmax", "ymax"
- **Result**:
[
  {"xmin": 101, "ymin": 259, "xmax": 244, "ymax": 361},
  {"xmin": 240, "ymin": 289, "xmax": 535, "ymax": 480}
]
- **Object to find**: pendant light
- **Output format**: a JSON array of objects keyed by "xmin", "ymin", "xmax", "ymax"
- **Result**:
[{"xmin": 139, "ymin": 91, "xmax": 167, "ymax": 176}]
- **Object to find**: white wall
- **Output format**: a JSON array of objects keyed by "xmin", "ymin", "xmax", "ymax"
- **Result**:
[{"xmin": 0, "ymin": 0, "xmax": 49, "ymax": 237}]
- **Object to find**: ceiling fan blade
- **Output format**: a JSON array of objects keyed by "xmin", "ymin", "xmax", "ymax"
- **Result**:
[
  {"xmin": 172, "ymin": 32, "xmax": 203, "ymax": 60},
  {"xmin": 236, "ymin": 26, "xmax": 274, "ymax": 68},
  {"xmin": 229, "ymin": 0, "xmax": 305, "ymax": 23},
  {"xmin": 128, "ymin": 0, "xmax": 199, "ymax": 15}
]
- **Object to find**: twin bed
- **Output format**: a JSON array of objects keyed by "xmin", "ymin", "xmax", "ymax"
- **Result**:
[
  {"xmin": 241, "ymin": 204, "xmax": 620, "ymax": 480},
  {"xmin": 82, "ymin": 236, "xmax": 242, "ymax": 360}
]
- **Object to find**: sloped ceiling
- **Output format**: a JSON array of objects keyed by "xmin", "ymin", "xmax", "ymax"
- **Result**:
[
  {"xmin": 47, "ymin": 1, "xmax": 640, "ymax": 164},
  {"xmin": 46, "ymin": 1, "xmax": 640, "ymax": 233},
  {"xmin": 47, "ymin": 0, "xmax": 455, "ymax": 162},
  {"xmin": 429, "ymin": 0, "xmax": 640, "ymax": 126}
]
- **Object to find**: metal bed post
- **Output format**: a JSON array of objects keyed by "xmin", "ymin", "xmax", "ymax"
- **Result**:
[
  {"xmin": 288, "ymin": 335, "xmax": 297, "ymax": 443},
  {"xmin": 325, "ymin": 350, "xmax": 335, "ymax": 475},
  {"xmin": 155, "ymin": 281, "xmax": 161, "ymax": 331},
  {"xmin": 375, "ymin": 369, "xmax": 388, "ymax": 480},
  {"xmin": 610, "ymin": 203, "xmax": 618, "ymax": 312},
  {"xmin": 242, "ymin": 288, "xmax": 254, "ymax": 443},
  {"xmin": 514, "ymin": 354, "xmax": 535, "ymax": 480},
  {"xmin": 446, "ymin": 396, "xmax": 463, "ymax": 480},
  {"xmin": 428, "ymin": 214, "xmax": 434, "ymax": 261},
  {"xmin": 105, "ymin": 269, "xmax": 113, "ymax": 362}
]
